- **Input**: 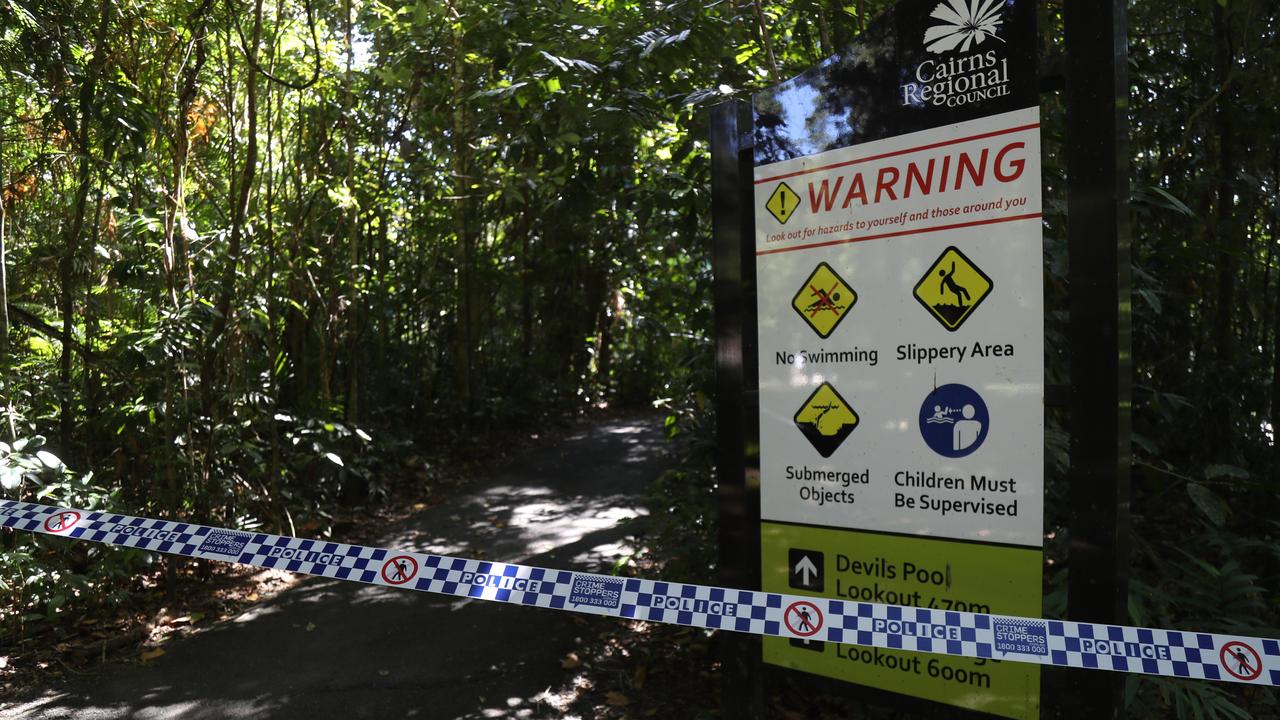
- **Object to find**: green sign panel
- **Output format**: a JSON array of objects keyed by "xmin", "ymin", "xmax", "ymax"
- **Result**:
[{"xmin": 762, "ymin": 524, "xmax": 1042, "ymax": 720}]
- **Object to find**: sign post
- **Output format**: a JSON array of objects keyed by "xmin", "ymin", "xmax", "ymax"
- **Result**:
[
  {"xmin": 711, "ymin": 98, "xmax": 763, "ymax": 719},
  {"xmin": 1063, "ymin": 0, "xmax": 1133, "ymax": 716},
  {"xmin": 747, "ymin": 1, "xmax": 1044, "ymax": 717}
]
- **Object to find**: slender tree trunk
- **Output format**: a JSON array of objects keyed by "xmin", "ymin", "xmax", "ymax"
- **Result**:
[
  {"xmin": 166, "ymin": 0, "xmax": 213, "ymax": 309},
  {"xmin": 1, "ymin": 186, "xmax": 14, "ymax": 442},
  {"xmin": 343, "ymin": 0, "xmax": 360, "ymax": 423},
  {"xmin": 828, "ymin": 0, "xmax": 853, "ymax": 48},
  {"xmin": 448, "ymin": 2, "xmax": 474, "ymax": 417},
  {"xmin": 1, "ymin": 186, "xmax": 8, "ymax": 359},
  {"xmin": 813, "ymin": 0, "xmax": 832, "ymax": 56},
  {"xmin": 0, "ymin": 111, "xmax": 14, "ymax": 545},
  {"xmin": 202, "ymin": 0, "xmax": 261, "ymax": 400},
  {"xmin": 751, "ymin": 0, "xmax": 779, "ymax": 78},
  {"xmin": 82, "ymin": 185, "xmax": 106, "ymax": 466},
  {"xmin": 152, "ymin": 0, "xmax": 211, "ymax": 590},
  {"xmin": 199, "ymin": 0, "xmax": 263, "ymax": 513},
  {"xmin": 0, "ymin": 81, "xmax": 7, "ymax": 360},
  {"xmin": 1209, "ymin": 2, "xmax": 1237, "ymax": 450},
  {"xmin": 58, "ymin": 0, "xmax": 114, "ymax": 459},
  {"xmin": 1269, "ymin": 147, "xmax": 1280, "ymax": 471},
  {"xmin": 521, "ymin": 224, "xmax": 534, "ymax": 362},
  {"xmin": 265, "ymin": 0, "xmax": 284, "ymax": 526}
]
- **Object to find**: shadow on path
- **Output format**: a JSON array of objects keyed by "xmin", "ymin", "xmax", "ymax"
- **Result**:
[{"xmin": 3, "ymin": 415, "xmax": 672, "ymax": 720}]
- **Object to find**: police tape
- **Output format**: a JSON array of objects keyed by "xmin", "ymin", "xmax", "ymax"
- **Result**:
[{"xmin": 3, "ymin": 498, "xmax": 1277, "ymax": 687}]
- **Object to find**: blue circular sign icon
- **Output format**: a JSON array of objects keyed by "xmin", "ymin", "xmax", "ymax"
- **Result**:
[{"xmin": 918, "ymin": 383, "xmax": 989, "ymax": 458}]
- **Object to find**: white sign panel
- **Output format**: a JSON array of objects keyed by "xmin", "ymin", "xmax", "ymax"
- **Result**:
[{"xmin": 753, "ymin": 107, "xmax": 1043, "ymax": 548}]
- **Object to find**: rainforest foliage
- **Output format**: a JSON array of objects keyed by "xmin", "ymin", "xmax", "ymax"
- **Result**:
[{"xmin": 1, "ymin": 0, "xmax": 1278, "ymax": 716}]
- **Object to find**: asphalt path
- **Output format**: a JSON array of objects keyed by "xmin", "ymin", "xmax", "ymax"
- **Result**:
[{"xmin": 2, "ymin": 415, "xmax": 672, "ymax": 719}]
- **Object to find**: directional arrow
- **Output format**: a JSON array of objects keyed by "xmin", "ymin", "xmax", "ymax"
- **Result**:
[
  {"xmin": 788, "ymin": 548, "xmax": 824, "ymax": 591},
  {"xmin": 794, "ymin": 555, "xmax": 818, "ymax": 586}
]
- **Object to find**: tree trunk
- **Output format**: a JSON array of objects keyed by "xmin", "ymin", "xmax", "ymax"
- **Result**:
[
  {"xmin": 58, "ymin": 0, "xmax": 114, "ymax": 460},
  {"xmin": 1209, "ymin": 2, "xmax": 1237, "ymax": 451},
  {"xmin": 1269, "ymin": 147, "xmax": 1280, "ymax": 471},
  {"xmin": 448, "ymin": 3, "xmax": 475, "ymax": 418},
  {"xmin": 202, "ymin": 0, "xmax": 262, "ymax": 404},
  {"xmin": 343, "ymin": 0, "xmax": 360, "ymax": 423}
]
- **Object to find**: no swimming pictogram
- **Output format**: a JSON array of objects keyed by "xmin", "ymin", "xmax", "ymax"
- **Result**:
[
  {"xmin": 784, "ymin": 600, "xmax": 824, "ymax": 638},
  {"xmin": 791, "ymin": 263, "xmax": 857, "ymax": 338},
  {"xmin": 43, "ymin": 510, "xmax": 81, "ymax": 534},
  {"xmin": 381, "ymin": 555, "xmax": 419, "ymax": 585}
]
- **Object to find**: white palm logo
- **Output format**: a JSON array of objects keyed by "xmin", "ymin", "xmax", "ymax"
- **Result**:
[{"xmin": 924, "ymin": 0, "xmax": 1005, "ymax": 54}]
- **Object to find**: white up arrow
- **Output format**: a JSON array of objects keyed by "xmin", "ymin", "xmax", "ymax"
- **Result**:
[{"xmin": 794, "ymin": 555, "xmax": 818, "ymax": 585}]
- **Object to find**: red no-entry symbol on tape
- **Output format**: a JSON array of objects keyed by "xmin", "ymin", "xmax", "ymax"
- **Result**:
[
  {"xmin": 43, "ymin": 511, "xmax": 81, "ymax": 534},
  {"xmin": 1220, "ymin": 641, "xmax": 1263, "ymax": 681},
  {"xmin": 785, "ymin": 600, "xmax": 823, "ymax": 638},
  {"xmin": 381, "ymin": 555, "xmax": 419, "ymax": 585}
]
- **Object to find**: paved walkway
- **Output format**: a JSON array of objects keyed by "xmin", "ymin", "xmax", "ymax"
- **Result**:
[{"xmin": 2, "ymin": 415, "xmax": 672, "ymax": 719}]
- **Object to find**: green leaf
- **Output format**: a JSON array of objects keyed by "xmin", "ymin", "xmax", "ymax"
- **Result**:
[
  {"xmin": 6, "ymin": 0, "xmax": 40, "ymax": 30},
  {"xmin": 1186, "ymin": 482, "xmax": 1230, "ymax": 527},
  {"xmin": 1135, "ymin": 288, "xmax": 1162, "ymax": 315},
  {"xmin": 1203, "ymin": 464, "xmax": 1249, "ymax": 480},
  {"xmin": 326, "ymin": 184, "xmax": 358, "ymax": 211},
  {"xmin": 1135, "ymin": 185, "xmax": 1195, "ymax": 217},
  {"xmin": 35, "ymin": 451, "xmax": 63, "ymax": 469},
  {"xmin": 1131, "ymin": 432, "xmax": 1157, "ymax": 455},
  {"xmin": 323, "ymin": 452, "xmax": 344, "ymax": 468},
  {"xmin": 13, "ymin": 436, "xmax": 44, "ymax": 452}
]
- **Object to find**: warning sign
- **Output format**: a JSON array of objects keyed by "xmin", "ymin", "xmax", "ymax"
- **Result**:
[
  {"xmin": 791, "ymin": 263, "xmax": 857, "ymax": 338},
  {"xmin": 43, "ymin": 510, "xmax": 80, "ymax": 534},
  {"xmin": 381, "ymin": 555, "xmax": 419, "ymax": 585},
  {"xmin": 793, "ymin": 382, "xmax": 859, "ymax": 458},
  {"xmin": 747, "ymin": 0, "xmax": 1043, "ymax": 712},
  {"xmin": 766, "ymin": 181, "xmax": 801, "ymax": 224},
  {"xmin": 912, "ymin": 246, "xmax": 993, "ymax": 331},
  {"xmin": 784, "ymin": 600, "xmax": 823, "ymax": 637},
  {"xmin": 1220, "ymin": 641, "xmax": 1263, "ymax": 681}
]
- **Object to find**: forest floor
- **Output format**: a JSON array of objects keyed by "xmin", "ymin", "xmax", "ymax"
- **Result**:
[{"xmin": 0, "ymin": 412, "xmax": 746, "ymax": 719}]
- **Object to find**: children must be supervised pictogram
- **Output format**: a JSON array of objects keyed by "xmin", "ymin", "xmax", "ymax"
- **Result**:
[
  {"xmin": 918, "ymin": 383, "xmax": 990, "ymax": 458},
  {"xmin": 793, "ymin": 382, "xmax": 860, "ymax": 458},
  {"xmin": 766, "ymin": 181, "xmax": 801, "ymax": 224},
  {"xmin": 1220, "ymin": 641, "xmax": 1264, "ymax": 681},
  {"xmin": 381, "ymin": 555, "xmax": 419, "ymax": 586},
  {"xmin": 43, "ymin": 510, "xmax": 81, "ymax": 534},
  {"xmin": 784, "ymin": 600, "xmax": 824, "ymax": 637},
  {"xmin": 791, "ymin": 262, "xmax": 858, "ymax": 338},
  {"xmin": 912, "ymin": 246, "xmax": 993, "ymax": 331}
]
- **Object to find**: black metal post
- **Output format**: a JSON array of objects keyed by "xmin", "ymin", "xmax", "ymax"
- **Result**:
[
  {"xmin": 1064, "ymin": 0, "xmax": 1132, "ymax": 717},
  {"xmin": 711, "ymin": 98, "xmax": 762, "ymax": 720}
]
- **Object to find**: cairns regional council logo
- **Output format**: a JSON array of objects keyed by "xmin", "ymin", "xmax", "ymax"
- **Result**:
[{"xmin": 901, "ymin": 0, "xmax": 1011, "ymax": 109}]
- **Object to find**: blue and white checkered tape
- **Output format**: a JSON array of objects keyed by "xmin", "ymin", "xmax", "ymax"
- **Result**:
[{"xmin": 4, "ymin": 498, "xmax": 1277, "ymax": 686}]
